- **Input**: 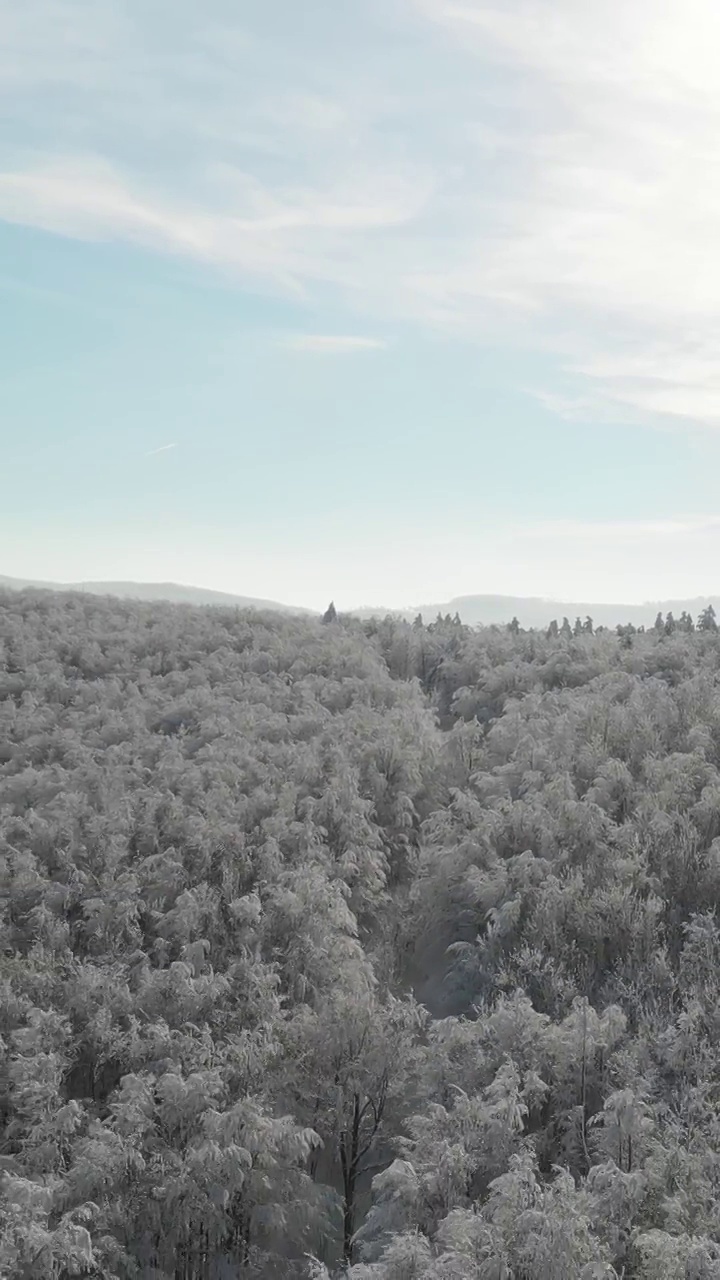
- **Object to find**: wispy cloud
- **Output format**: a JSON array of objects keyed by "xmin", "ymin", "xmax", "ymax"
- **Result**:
[
  {"xmin": 283, "ymin": 334, "xmax": 386, "ymax": 353},
  {"xmin": 410, "ymin": 0, "xmax": 720, "ymax": 426},
  {"xmin": 0, "ymin": 155, "xmax": 430, "ymax": 298},
  {"xmin": 6, "ymin": 0, "xmax": 720, "ymax": 428},
  {"xmin": 0, "ymin": 160, "xmax": 210, "ymax": 251},
  {"xmin": 527, "ymin": 515, "xmax": 720, "ymax": 541},
  {"xmin": 145, "ymin": 442, "xmax": 178, "ymax": 456}
]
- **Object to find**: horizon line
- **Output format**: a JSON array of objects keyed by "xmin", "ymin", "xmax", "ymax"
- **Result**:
[{"xmin": 4, "ymin": 571, "xmax": 720, "ymax": 613}]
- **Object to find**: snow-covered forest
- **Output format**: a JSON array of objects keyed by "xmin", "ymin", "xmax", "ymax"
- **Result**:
[{"xmin": 4, "ymin": 589, "xmax": 720, "ymax": 1278}]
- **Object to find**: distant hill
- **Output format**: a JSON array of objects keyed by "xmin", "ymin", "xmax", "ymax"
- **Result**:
[
  {"xmin": 3, "ymin": 574, "xmax": 719, "ymax": 631},
  {"xmin": 0, "ymin": 574, "xmax": 313, "ymax": 616},
  {"xmin": 353, "ymin": 593, "xmax": 720, "ymax": 630}
]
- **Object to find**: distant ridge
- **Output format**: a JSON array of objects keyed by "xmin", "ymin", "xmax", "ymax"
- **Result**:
[
  {"xmin": 352, "ymin": 593, "xmax": 720, "ymax": 630},
  {"xmin": 0, "ymin": 574, "xmax": 313, "ymax": 616},
  {"xmin": 3, "ymin": 575, "xmax": 720, "ymax": 631}
]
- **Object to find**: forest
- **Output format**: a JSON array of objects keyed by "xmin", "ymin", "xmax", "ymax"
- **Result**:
[{"xmin": 4, "ymin": 588, "xmax": 720, "ymax": 1278}]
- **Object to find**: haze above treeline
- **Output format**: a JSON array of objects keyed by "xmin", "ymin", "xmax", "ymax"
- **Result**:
[{"xmin": 2, "ymin": 571, "xmax": 720, "ymax": 631}]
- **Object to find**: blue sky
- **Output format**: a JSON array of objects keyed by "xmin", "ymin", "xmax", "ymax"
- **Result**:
[{"xmin": 4, "ymin": 0, "xmax": 720, "ymax": 609}]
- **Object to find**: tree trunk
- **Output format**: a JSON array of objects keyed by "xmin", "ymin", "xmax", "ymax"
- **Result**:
[{"xmin": 340, "ymin": 1093, "xmax": 362, "ymax": 1264}]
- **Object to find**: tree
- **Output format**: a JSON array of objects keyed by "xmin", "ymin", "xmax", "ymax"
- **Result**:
[
  {"xmin": 12, "ymin": 583, "xmax": 720, "ymax": 1274},
  {"xmin": 323, "ymin": 601, "xmax": 338, "ymax": 625},
  {"xmin": 697, "ymin": 604, "xmax": 718, "ymax": 632},
  {"xmin": 285, "ymin": 992, "xmax": 426, "ymax": 1264}
]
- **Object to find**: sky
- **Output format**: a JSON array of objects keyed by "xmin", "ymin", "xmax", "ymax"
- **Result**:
[{"xmin": 4, "ymin": 0, "xmax": 720, "ymax": 610}]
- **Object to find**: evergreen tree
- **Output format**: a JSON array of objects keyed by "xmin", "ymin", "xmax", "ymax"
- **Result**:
[{"xmin": 698, "ymin": 603, "xmax": 718, "ymax": 631}]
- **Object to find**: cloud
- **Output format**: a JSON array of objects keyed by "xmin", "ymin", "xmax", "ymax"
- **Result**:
[
  {"xmin": 6, "ymin": 0, "xmax": 720, "ymax": 427},
  {"xmin": 527, "ymin": 515, "xmax": 720, "ymax": 542},
  {"xmin": 409, "ymin": 0, "xmax": 720, "ymax": 425},
  {"xmin": 282, "ymin": 334, "xmax": 386, "ymax": 353},
  {"xmin": 0, "ymin": 155, "xmax": 430, "ymax": 297},
  {"xmin": 0, "ymin": 160, "xmax": 211, "ymax": 251},
  {"xmin": 145, "ymin": 442, "xmax": 178, "ymax": 456}
]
